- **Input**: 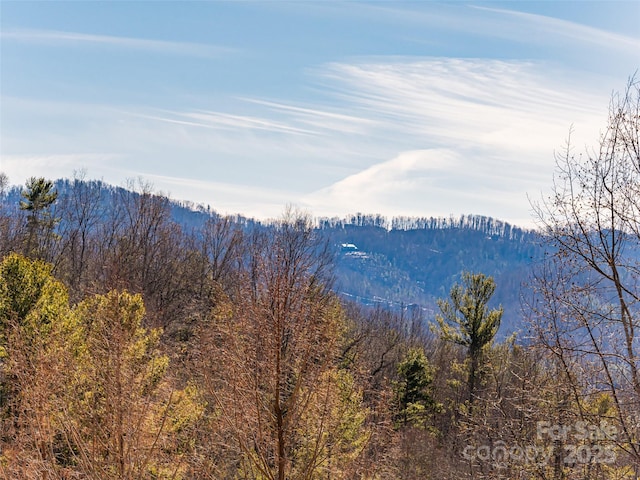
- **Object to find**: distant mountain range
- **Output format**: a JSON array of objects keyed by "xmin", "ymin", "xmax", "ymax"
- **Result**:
[
  {"xmin": 318, "ymin": 214, "xmax": 542, "ymax": 337},
  {"xmin": 2, "ymin": 179, "xmax": 544, "ymax": 337}
]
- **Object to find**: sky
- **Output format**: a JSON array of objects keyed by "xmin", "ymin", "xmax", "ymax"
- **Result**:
[{"xmin": 1, "ymin": 1, "xmax": 639, "ymax": 228}]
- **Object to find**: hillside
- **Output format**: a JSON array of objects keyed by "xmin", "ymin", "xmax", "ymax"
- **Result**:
[
  {"xmin": 3, "ymin": 171, "xmax": 640, "ymax": 476},
  {"xmin": 319, "ymin": 214, "xmax": 541, "ymax": 336},
  {"xmin": 2, "ymin": 179, "xmax": 542, "ymax": 336}
]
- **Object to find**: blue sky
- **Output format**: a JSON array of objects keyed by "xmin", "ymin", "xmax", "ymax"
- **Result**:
[{"xmin": 1, "ymin": 1, "xmax": 639, "ymax": 227}]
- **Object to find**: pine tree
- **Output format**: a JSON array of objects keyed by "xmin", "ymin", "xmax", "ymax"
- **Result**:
[
  {"xmin": 395, "ymin": 347, "xmax": 441, "ymax": 428},
  {"xmin": 435, "ymin": 272, "xmax": 502, "ymax": 402},
  {"xmin": 19, "ymin": 177, "xmax": 59, "ymax": 259}
]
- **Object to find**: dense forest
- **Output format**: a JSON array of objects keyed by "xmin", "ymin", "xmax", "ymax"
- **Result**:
[
  {"xmin": 1, "ymin": 178, "xmax": 541, "ymax": 335},
  {"xmin": 0, "ymin": 81, "xmax": 638, "ymax": 479},
  {"xmin": 321, "ymin": 214, "xmax": 540, "ymax": 335}
]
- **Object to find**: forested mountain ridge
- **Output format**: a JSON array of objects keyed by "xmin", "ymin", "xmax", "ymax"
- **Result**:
[
  {"xmin": 2, "ymin": 178, "xmax": 541, "ymax": 336},
  {"xmin": 319, "ymin": 214, "xmax": 541, "ymax": 336}
]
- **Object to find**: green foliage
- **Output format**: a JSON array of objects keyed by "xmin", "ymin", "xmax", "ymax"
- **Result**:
[
  {"xmin": 19, "ymin": 177, "xmax": 58, "ymax": 213},
  {"xmin": 0, "ymin": 253, "xmax": 72, "ymax": 372},
  {"xmin": 435, "ymin": 272, "xmax": 502, "ymax": 349},
  {"xmin": 395, "ymin": 347, "xmax": 441, "ymax": 429},
  {"xmin": 435, "ymin": 272, "xmax": 502, "ymax": 402},
  {"xmin": 19, "ymin": 177, "xmax": 60, "ymax": 258},
  {"xmin": 74, "ymin": 289, "xmax": 168, "ymax": 404},
  {"xmin": 0, "ymin": 253, "xmax": 68, "ymax": 329},
  {"xmin": 294, "ymin": 368, "xmax": 370, "ymax": 478},
  {"xmin": 0, "ymin": 254, "xmax": 82, "ymax": 475},
  {"xmin": 71, "ymin": 290, "xmax": 176, "ymax": 478}
]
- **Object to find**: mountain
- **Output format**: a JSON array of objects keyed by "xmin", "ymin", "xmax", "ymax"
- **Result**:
[
  {"xmin": 2, "ymin": 179, "xmax": 543, "ymax": 336},
  {"xmin": 318, "ymin": 214, "xmax": 542, "ymax": 336}
]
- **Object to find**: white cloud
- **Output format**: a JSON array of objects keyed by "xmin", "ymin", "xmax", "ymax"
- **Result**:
[
  {"xmin": 305, "ymin": 149, "xmax": 459, "ymax": 209},
  {"xmin": 1, "ymin": 29, "xmax": 234, "ymax": 58},
  {"xmin": 141, "ymin": 109, "xmax": 321, "ymax": 136},
  {"xmin": 319, "ymin": 58, "xmax": 605, "ymax": 153},
  {"xmin": 239, "ymin": 98, "xmax": 379, "ymax": 134},
  {"xmin": 472, "ymin": 5, "xmax": 640, "ymax": 54},
  {"xmin": 297, "ymin": 58, "xmax": 614, "ymax": 226},
  {"xmin": 303, "ymin": 148, "xmax": 546, "ymax": 227},
  {"xmin": 334, "ymin": 2, "xmax": 639, "ymax": 60},
  {"xmin": 0, "ymin": 57, "xmax": 621, "ymax": 227}
]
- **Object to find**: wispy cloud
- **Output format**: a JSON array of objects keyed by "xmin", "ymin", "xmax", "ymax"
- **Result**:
[
  {"xmin": 303, "ymin": 145, "xmax": 554, "ymax": 227},
  {"xmin": 106, "ymin": 58, "xmax": 606, "ymax": 225},
  {"xmin": 0, "ymin": 57, "xmax": 619, "ymax": 227},
  {"xmin": 1, "ymin": 29, "xmax": 235, "ymax": 58},
  {"xmin": 239, "ymin": 98, "xmax": 378, "ymax": 134},
  {"xmin": 123, "ymin": 109, "xmax": 320, "ymax": 136},
  {"xmin": 319, "ymin": 58, "xmax": 605, "ymax": 154},
  {"xmin": 124, "ymin": 98, "xmax": 380, "ymax": 138},
  {"xmin": 335, "ymin": 2, "xmax": 640, "ymax": 57},
  {"xmin": 472, "ymin": 5, "xmax": 640, "ymax": 53},
  {"xmin": 298, "ymin": 58, "xmax": 612, "ymax": 226}
]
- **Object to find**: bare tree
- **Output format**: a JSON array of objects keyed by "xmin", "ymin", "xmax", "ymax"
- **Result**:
[
  {"xmin": 195, "ymin": 209, "xmax": 369, "ymax": 479},
  {"xmin": 54, "ymin": 172, "xmax": 105, "ymax": 297},
  {"xmin": 0, "ymin": 173, "xmax": 22, "ymax": 257},
  {"xmin": 199, "ymin": 214, "xmax": 243, "ymax": 286},
  {"xmin": 0, "ymin": 173, "xmax": 8, "ymax": 197},
  {"xmin": 531, "ymin": 76, "xmax": 640, "ymax": 471}
]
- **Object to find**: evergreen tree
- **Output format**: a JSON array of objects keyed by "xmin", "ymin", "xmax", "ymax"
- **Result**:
[
  {"xmin": 0, "ymin": 253, "xmax": 77, "ymax": 476},
  {"xmin": 71, "ymin": 290, "xmax": 201, "ymax": 479},
  {"xmin": 395, "ymin": 347, "xmax": 440, "ymax": 428},
  {"xmin": 435, "ymin": 272, "xmax": 502, "ymax": 402},
  {"xmin": 19, "ymin": 177, "xmax": 59, "ymax": 259}
]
